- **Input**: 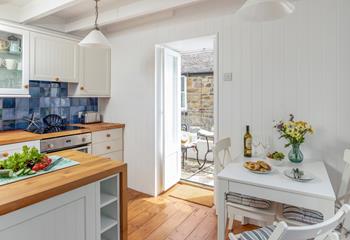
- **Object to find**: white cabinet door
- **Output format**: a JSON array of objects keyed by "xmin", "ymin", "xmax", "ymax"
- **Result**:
[
  {"xmin": 0, "ymin": 183, "xmax": 97, "ymax": 240},
  {"xmin": 30, "ymin": 33, "xmax": 79, "ymax": 83},
  {"xmin": 76, "ymin": 47, "xmax": 111, "ymax": 97},
  {"xmin": 0, "ymin": 24, "xmax": 29, "ymax": 96}
]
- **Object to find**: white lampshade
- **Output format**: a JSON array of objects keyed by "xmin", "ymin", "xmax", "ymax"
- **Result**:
[
  {"xmin": 79, "ymin": 29, "xmax": 111, "ymax": 48},
  {"xmin": 238, "ymin": 0, "xmax": 295, "ymax": 22}
]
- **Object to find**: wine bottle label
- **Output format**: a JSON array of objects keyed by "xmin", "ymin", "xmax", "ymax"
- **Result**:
[{"xmin": 246, "ymin": 138, "xmax": 252, "ymax": 149}]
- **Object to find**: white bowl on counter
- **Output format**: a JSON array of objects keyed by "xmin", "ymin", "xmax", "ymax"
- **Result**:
[{"xmin": 266, "ymin": 157, "xmax": 285, "ymax": 166}]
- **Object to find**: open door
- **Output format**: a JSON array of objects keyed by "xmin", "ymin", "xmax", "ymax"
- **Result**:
[{"xmin": 157, "ymin": 47, "xmax": 182, "ymax": 191}]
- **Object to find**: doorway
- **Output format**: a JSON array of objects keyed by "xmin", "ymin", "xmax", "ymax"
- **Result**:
[{"xmin": 156, "ymin": 35, "xmax": 217, "ymax": 193}]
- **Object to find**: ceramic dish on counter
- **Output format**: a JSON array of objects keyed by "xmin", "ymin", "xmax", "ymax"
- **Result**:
[{"xmin": 266, "ymin": 151, "xmax": 285, "ymax": 166}]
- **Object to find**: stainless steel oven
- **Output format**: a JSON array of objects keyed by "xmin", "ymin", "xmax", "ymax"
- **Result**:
[{"xmin": 40, "ymin": 133, "xmax": 92, "ymax": 154}]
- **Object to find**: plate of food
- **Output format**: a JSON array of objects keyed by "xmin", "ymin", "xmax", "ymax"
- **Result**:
[
  {"xmin": 243, "ymin": 160, "xmax": 272, "ymax": 174},
  {"xmin": 283, "ymin": 168, "xmax": 314, "ymax": 182},
  {"xmin": 266, "ymin": 151, "xmax": 285, "ymax": 166}
]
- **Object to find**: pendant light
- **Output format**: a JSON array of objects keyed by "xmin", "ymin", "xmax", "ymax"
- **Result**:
[
  {"xmin": 79, "ymin": 0, "xmax": 111, "ymax": 48},
  {"xmin": 238, "ymin": 0, "xmax": 295, "ymax": 22}
]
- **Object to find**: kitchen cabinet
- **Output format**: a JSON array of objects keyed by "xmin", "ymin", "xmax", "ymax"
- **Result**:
[
  {"xmin": 0, "ymin": 24, "xmax": 29, "ymax": 96},
  {"xmin": 92, "ymin": 129, "xmax": 123, "ymax": 161},
  {"xmin": 69, "ymin": 47, "xmax": 111, "ymax": 97},
  {"xmin": 30, "ymin": 32, "xmax": 79, "ymax": 83}
]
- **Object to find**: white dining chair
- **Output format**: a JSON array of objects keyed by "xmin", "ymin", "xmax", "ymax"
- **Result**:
[
  {"xmin": 214, "ymin": 138, "xmax": 276, "ymax": 231},
  {"xmin": 279, "ymin": 149, "xmax": 350, "ymax": 227},
  {"xmin": 229, "ymin": 204, "xmax": 350, "ymax": 240}
]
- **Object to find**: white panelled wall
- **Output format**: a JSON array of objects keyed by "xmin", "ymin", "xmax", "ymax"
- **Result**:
[{"xmin": 100, "ymin": 0, "xmax": 350, "ymax": 195}]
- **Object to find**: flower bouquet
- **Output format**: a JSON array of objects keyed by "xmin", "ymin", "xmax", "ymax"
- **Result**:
[{"xmin": 274, "ymin": 114, "xmax": 314, "ymax": 163}]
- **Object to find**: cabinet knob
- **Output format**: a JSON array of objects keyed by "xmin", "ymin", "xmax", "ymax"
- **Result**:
[
  {"xmin": 24, "ymin": 84, "xmax": 29, "ymax": 89},
  {"xmin": 55, "ymin": 77, "xmax": 60, "ymax": 81},
  {"xmin": 106, "ymin": 146, "xmax": 111, "ymax": 150},
  {"xmin": 80, "ymin": 86, "xmax": 85, "ymax": 91},
  {"xmin": 106, "ymin": 134, "xmax": 111, "ymax": 138},
  {"xmin": 2, "ymin": 152, "xmax": 9, "ymax": 158}
]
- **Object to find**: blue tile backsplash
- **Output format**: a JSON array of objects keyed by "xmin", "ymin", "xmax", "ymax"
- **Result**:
[{"xmin": 0, "ymin": 80, "xmax": 98, "ymax": 131}]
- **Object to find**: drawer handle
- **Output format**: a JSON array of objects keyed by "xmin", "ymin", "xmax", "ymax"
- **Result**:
[
  {"xmin": 106, "ymin": 134, "xmax": 111, "ymax": 138},
  {"xmin": 55, "ymin": 77, "xmax": 60, "ymax": 81},
  {"xmin": 80, "ymin": 86, "xmax": 85, "ymax": 91},
  {"xmin": 2, "ymin": 152, "xmax": 9, "ymax": 157},
  {"xmin": 106, "ymin": 146, "xmax": 111, "ymax": 150},
  {"xmin": 24, "ymin": 84, "xmax": 29, "ymax": 89}
]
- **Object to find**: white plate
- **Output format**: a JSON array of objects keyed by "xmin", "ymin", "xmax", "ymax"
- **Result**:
[
  {"xmin": 283, "ymin": 169, "xmax": 314, "ymax": 182},
  {"xmin": 243, "ymin": 162, "xmax": 272, "ymax": 174}
]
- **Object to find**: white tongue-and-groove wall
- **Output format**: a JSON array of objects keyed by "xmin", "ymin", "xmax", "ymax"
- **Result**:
[{"xmin": 100, "ymin": 0, "xmax": 350, "ymax": 195}]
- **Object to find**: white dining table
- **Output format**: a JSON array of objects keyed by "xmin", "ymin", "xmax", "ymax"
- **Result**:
[{"xmin": 216, "ymin": 158, "xmax": 336, "ymax": 240}]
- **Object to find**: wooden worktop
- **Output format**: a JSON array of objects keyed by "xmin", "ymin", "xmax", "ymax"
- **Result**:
[
  {"xmin": 71, "ymin": 122, "xmax": 125, "ymax": 132},
  {"xmin": 0, "ymin": 150, "xmax": 128, "ymax": 239},
  {"xmin": 0, "ymin": 130, "xmax": 43, "ymax": 145},
  {"xmin": 0, "ymin": 122, "xmax": 125, "ymax": 145}
]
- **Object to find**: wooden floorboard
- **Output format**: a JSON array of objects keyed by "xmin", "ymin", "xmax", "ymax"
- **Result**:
[{"xmin": 127, "ymin": 184, "xmax": 258, "ymax": 240}]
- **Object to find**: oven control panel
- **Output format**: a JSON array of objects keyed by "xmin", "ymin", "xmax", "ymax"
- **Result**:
[{"xmin": 40, "ymin": 133, "xmax": 92, "ymax": 153}]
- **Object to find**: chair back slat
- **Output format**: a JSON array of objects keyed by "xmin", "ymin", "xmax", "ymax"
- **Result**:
[
  {"xmin": 338, "ymin": 149, "xmax": 350, "ymax": 199},
  {"xmin": 269, "ymin": 205, "xmax": 350, "ymax": 240},
  {"xmin": 213, "ymin": 138, "xmax": 233, "ymax": 174}
]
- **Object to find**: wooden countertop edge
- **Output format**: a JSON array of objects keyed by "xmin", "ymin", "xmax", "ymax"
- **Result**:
[
  {"xmin": 70, "ymin": 122, "xmax": 126, "ymax": 132},
  {"xmin": 0, "ymin": 122, "xmax": 125, "ymax": 145},
  {"xmin": 0, "ymin": 164, "xmax": 127, "ymax": 216}
]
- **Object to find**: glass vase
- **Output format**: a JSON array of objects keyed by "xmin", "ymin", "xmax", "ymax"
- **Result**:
[{"xmin": 288, "ymin": 144, "xmax": 304, "ymax": 164}]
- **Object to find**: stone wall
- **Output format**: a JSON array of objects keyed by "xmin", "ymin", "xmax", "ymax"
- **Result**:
[
  {"xmin": 181, "ymin": 51, "xmax": 214, "ymax": 132},
  {"xmin": 181, "ymin": 73, "xmax": 214, "ymax": 131}
]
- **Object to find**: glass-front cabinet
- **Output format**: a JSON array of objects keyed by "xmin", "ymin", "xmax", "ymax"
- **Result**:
[{"xmin": 0, "ymin": 25, "xmax": 29, "ymax": 96}]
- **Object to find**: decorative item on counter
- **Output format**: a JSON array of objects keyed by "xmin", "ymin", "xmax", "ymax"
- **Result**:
[
  {"xmin": 274, "ymin": 114, "xmax": 314, "ymax": 164},
  {"xmin": 23, "ymin": 113, "xmax": 42, "ymax": 131}
]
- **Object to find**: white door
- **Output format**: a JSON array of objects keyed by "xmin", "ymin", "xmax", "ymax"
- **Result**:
[{"xmin": 160, "ymin": 47, "xmax": 182, "ymax": 191}]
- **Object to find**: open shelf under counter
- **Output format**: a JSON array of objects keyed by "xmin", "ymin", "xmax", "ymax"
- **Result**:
[
  {"xmin": 98, "ymin": 174, "xmax": 120, "ymax": 239},
  {"xmin": 101, "ymin": 214, "xmax": 118, "ymax": 234},
  {"xmin": 100, "ymin": 192, "xmax": 118, "ymax": 208},
  {"xmin": 101, "ymin": 225, "xmax": 120, "ymax": 240}
]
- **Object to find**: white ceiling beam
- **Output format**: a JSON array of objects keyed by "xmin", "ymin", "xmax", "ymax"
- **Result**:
[
  {"xmin": 65, "ymin": 0, "xmax": 204, "ymax": 33},
  {"xmin": 19, "ymin": 0, "xmax": 86, "ymax": 23}
]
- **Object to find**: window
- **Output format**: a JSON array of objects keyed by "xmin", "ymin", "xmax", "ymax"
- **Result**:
[{"xmin": 181, "ymin": 75, "xmax": 187, "ymax": 112}]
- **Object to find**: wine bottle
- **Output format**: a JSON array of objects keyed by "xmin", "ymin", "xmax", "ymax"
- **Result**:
[{"xmin": 244, "ymin": 125, "xmax": 252, "ymax": 157}]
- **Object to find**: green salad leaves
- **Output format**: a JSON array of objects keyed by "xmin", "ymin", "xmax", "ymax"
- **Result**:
[{"xmin": 0, "ymin": 146, "xmax": 44, "ymax": 172}]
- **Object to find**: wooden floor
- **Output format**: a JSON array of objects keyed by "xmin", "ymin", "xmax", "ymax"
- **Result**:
[{"xmin": 128, "ymin": 184, "xmax": 257, "ymax": 240}]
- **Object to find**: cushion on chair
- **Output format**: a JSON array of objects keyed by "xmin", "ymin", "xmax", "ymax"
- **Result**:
[
  {"xmin": 238, "ymin": 225, "xmax": 276, "ymax": 240},
  {"xmin": 282, "ymin": 202, "xmax": 342, "ymax": 225},
  {"xmin": 226, "ymin": 192, "xmax": 272, "ymax": 209}
]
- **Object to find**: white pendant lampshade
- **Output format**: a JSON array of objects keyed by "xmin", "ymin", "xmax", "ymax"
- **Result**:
[
  {"xmin": 79, "ymin": 0, "xmax": 111, "ymax": 48},
  {"xmin": 238, "ymin": 0, "xmax": 295, "ymax": 22},
  {"xmin": 79, "ymin": 29, "xmax": 110, "ymax": 48}
]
